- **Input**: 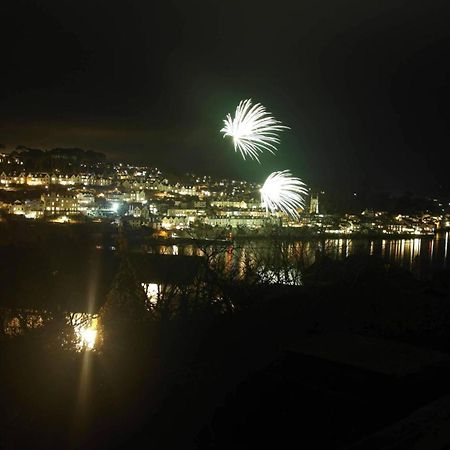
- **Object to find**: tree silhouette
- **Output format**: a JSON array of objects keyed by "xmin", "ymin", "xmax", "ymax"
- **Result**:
[{"xmin": 99, "ymin": 254, "xmax": 150, "ymax": 348}]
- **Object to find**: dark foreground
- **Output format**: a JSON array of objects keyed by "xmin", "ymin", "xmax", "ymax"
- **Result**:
[{"xmin": 3, "ymin": 256, "xmax": 450, "ymax": 449}]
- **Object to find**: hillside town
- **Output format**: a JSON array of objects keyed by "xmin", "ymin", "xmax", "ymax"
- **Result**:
[{"xmin": 0, "ymin": 148, "xmax": 445, "ymax": 237}]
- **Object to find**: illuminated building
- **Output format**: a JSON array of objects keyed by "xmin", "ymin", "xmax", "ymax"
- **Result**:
[
  {"xmin": 204, "ymin": 216, "xmax": 279, "ymax": 228},
  {"xmin": 309, "ymin": 193, "xmax": 319, "ymax": 214},
  {"xmin": 0, "ymin": 171, "xmax": 27, "ymax": 185},
  {"xmin": 125, "ymin": 190, "xmax": 146, "ymax": 203},
  {"xmin": 10, "ymin": 200, "xmax": 25, "ymax": 215},
  {"xmin": 76, "ymin": 191, "xmax": 96, "ymax": 206},
  {"xmin": 161, "ymin": 215, "xmax": 195, "ymax": 229},
  {"xmin": 211, "ymin": 200, "xmax": 248, "ymax": 209},
  {"xmin": 128, "ymin": 203, "xmax": 151, "ymax": 219},
  {"xmin": 41, "ymin": 192, "xmax": 79, "ymax": 215},
  {"xmin": 26, "ymin": 172, "xmax": 51, "ymax": 186}
]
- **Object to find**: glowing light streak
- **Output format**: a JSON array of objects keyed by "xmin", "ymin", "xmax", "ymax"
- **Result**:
[{"xmin": 445, "ymin": 232, "xmax": 449, "ymax": 267}]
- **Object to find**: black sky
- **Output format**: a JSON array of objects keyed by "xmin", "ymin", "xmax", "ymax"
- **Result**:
[{"xmin": 1, "ymin": 0, "xmax": 450, "ymax": 195}]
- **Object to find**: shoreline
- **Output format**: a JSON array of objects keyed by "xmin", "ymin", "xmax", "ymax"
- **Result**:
[
  {"xmin": 232, "ymin": 232, "xmax": 435, "ymax": 241},
  {"xmin": 146, "ymin": 232, "xmax": 437, "ymax": 246}
]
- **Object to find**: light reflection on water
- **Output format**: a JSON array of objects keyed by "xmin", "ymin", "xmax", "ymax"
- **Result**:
[{"xmin": 149, "ymin": 232, "xmax": 450, "ymax": 279}]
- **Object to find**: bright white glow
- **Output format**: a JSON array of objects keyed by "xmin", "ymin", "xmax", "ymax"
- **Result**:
[
  {"xmin": 221, "ymin": 99, "xmax": 289, "ymax": 162},
  {"xmin": 260, "ymin": 170, "xmax": 308, "ymax": 219},
  {"xmin": 142, "ymin": 282, "xmax": 159, "ymax": 306},
  {"xmin": 52, "ymin": 215, "xmax": 70, "ymax": 223},
  {"xmin": 72, "ymin": 314, "xmax": 98, "ymax": 351},
  {"xmin": 78, "ymin": 327, "xmax": 97, "ymax": 350}
]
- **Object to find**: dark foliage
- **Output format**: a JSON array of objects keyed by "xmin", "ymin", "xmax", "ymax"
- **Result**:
[
  {"xmin": 1, "ymin": 236, "xmax": 450, "ymax": 449},
  {"xmin": 3, "ymin": 147, "xmax": 107, "ymax": 174}
]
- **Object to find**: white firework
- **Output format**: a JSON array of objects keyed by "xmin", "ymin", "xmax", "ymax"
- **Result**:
[
  {"xmin": 220, "ymin": 99, "xmax": 289, "ymax": 162},
  {"xmin": 260, "ymin": 170, "xmax": 308, "ymax": 219}
]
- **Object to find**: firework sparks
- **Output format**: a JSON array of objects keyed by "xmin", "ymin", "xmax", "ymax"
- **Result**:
[
  {"xmin": 220, "ymin": 99, "xmax": 289, "ymax": 162},
  {"xmin": 260, "ymin": 170, "xmax": 308, "ymax": 219}
]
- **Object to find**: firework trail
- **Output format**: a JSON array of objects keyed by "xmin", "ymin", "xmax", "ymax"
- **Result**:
[
  {"xmin": 221, "ymin": 99, "xmax": 289, "ymax": 162},
  {"xmin": 260, "ymin": 170, "xmax": 308, "ymax": 219}
]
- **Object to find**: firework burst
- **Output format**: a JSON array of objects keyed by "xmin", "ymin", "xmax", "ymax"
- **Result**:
[
  {"xmin": 260, "ymin": 170, "xmax": 308, "ymax": 219},
  {"xmin": 220, "ymin": 99, "xmax": 289, "ymax": 162}
]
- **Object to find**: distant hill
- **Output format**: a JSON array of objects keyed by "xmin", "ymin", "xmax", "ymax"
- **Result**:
[{"xmin": 5, "ymin": 147, "xmax": 107, "ymax": 173}]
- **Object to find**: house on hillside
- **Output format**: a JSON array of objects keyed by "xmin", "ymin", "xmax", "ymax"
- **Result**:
[
  {"xmin": 0, "ymin": 247, "xmax": 120, "ymax": 349},
  {"xmin": 129, "ymin": 253, "xmax": 204, "ymax": 310},
  {"xmin": 0, "ymin": 248, "xmax": 204, "ymax": 350}
]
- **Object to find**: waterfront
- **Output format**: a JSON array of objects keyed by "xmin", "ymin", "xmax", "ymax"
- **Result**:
[{"xmin": 150, "ymin": 232, "xmax": 450, "ymax": 279}]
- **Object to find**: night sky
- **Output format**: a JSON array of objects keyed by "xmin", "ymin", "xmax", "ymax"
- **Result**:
[{"xmin": 1, "ymin": 0, "xmax": 450, "ymax": 195}]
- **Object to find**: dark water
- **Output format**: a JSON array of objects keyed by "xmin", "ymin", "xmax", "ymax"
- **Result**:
[{"xmin": 151, "ymin": 232, "xmax": 450, "ymax": 280}]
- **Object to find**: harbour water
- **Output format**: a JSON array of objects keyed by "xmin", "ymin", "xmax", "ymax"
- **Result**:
[{"xmin": 150, "ymin": 232, "xmax": 450, "ymax": 280}]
